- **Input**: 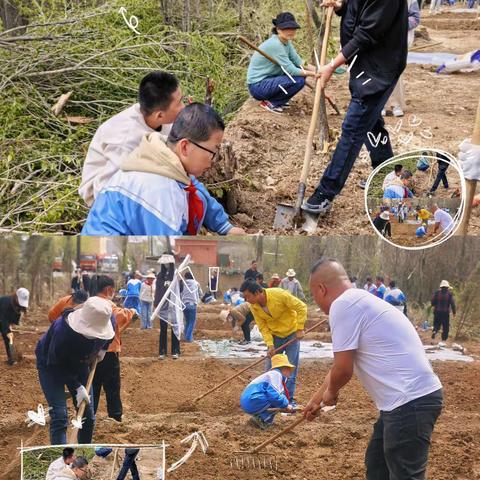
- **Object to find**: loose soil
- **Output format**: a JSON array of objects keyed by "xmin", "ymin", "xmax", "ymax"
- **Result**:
[
  {"xmin": 2, "ymin": 303, "xmax": 480, "ymax": 480},
  {"xmin": 226, "ymin": 8, "xmax": 480, "ymax": 235}
]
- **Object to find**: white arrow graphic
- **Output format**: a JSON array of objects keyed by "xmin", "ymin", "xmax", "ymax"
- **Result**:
[{"xmin": 118, "ymin": 6, "xmax": 140, "ymax": 35}]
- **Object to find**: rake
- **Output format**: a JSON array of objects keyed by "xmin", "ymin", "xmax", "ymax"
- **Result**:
[{"xmin": 230, "ymin": 405, "xmax": 335, "ymax": 471}]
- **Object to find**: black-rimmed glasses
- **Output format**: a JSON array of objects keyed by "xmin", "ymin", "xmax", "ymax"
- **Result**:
[{"xmin": 188, "ymin": 139, "xmax": 219, "ymax": 161}]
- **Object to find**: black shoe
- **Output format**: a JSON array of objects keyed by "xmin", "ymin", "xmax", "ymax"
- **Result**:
[
  {"xmin": 110, "ymin": 415, "xmax": 122, "ymax": 423},
  {"xmin": 431, "ymin": 332, "xmax": 436, "ymax": 339},
  {"xmin": 302, "ymin": 193, "xmax": 333, "ymax": 215}
]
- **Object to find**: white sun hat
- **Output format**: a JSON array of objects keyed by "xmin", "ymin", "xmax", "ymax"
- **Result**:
[
  {"xmin": 67, "ymin": 296, "xmax": 114, "ymax": 340},
  {"xmin": 16, "ymin": 288, "xmax": 30, "ymax": 308},
  {"xmin": 439, "ymin": 280, "xmax": 451, "ymax": 289},
  {"xmin": 158, "ymin": 254, "xmax": 175, "ymax": 265},
  {"xmin": 286, "ymin": 269, "xmax": 296, "ymax": 277},
  {"xmin": 380, "ymin": 211, "xmax": 390, "ymax": 221}
]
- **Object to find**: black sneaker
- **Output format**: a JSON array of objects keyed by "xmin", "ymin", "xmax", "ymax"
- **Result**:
[{"xmin": 302, "ymin": 194, "xmax": 332, "ymax": 215}]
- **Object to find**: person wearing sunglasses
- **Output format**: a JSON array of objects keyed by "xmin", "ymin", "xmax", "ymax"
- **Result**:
[{"xmin": 82, "ymin": 102, "xmax": 245, "ymax": 236}]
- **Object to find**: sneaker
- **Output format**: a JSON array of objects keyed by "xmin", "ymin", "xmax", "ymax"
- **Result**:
[
  {"xmin": 426, "ymin": 191, "xmax": 434, "ymax": 198},
  {"xmin": 301, "ymin": 195, "xmax": 332, "ymax": 215},
  {"xmin": 381, "ymin": 109, "xmax": 386, "ymax": 116},
  {"xmin": 358, "ymin": 180, "xmax": 367, "ymax": 189},
  {"xmin": 158, "ymin": 354, "xmax": 166, "ymax": 360},
  {"xmin": 239, "ymin": 340, "xmax": 250, "ymax": 345},
  {"xmin": 392, "ymin": 106, "xmax": 404, "ymax": 117},
  {"xmin": 259, "ymin": 100, "xmax": 283, "ymax": 114},
  {"xmin": 431, "ymin": 332, "xmax": 436, "ymax": 340},
  {"xmin": 172, "ymin": 353, "xmax": 179, "ymax": 359},
  {"xmin": 249, "ymin": 415, "xmax": 272, "ymax": 430}
]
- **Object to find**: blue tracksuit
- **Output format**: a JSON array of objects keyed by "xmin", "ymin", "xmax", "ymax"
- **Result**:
[
  {"xmin": 240, "ymin": 369, "xmax": 289, "ymax": 423},
  {"xmin": 124, "ymin": 279, "xmax": 142, "ymax": 313}
]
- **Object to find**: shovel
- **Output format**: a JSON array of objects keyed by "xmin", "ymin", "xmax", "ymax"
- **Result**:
[{"xmin": 273, "ymin": 6, "xmax": 335, "ymax": 232}]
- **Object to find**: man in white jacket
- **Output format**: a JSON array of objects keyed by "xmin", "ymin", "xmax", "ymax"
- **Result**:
[
  {"xmin": 79, "ymin": 71, "xmax": 185, "ymax": 206},
  {"xmin": 45, "ymin": 448, "xmax": 76, "ymax": 480}
]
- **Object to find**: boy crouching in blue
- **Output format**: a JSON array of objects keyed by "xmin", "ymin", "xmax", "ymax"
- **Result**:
[{"xmin": 240, "ymin": 353, "xmax": 295, "ymax": 430}]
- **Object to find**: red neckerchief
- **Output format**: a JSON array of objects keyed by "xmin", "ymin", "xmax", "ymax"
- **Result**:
[
  {"xmin": 184, "ymin": 182, "xmax": 205, "ymax": 235},
  {"xmin": 282, "ymin": 379, "xmax": 291, "ymax": 401}
]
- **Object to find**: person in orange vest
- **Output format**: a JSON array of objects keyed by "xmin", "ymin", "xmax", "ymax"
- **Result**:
[{"xmin": 48, "ymin": 290, "xmax": 89, "ymax": 323}]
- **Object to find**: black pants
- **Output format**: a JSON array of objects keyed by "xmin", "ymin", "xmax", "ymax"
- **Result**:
[
  {"xmin": 117, "ymin": 450, "xmax": 140, "ymax": 480},
  {"xmin": 93, "ymin": 352, "xmax": 122, "ymax": 421},
  {"xmin": 433, "ymin": 312, "xmax": 450, "ymax": 341},
  {"xmin": 430, "ymin": 162, "xmax": 449, "ymax": 192},
  {"xmin": 159, "ymin": 319, "xmax": 180, "ymax": 355},
  {"xmin": 1, "ymin": 327, "xmax": 15, "ymax": 364},
  {"xmin": 373, "ymin": 218, "xmax": 391, "ymax": 238},
  {"xmin": 241, "ymin": 312, "xmax": 254, "ymax": 342},
  {"xmin": 365, "ymin": 389, "xmax": 443, "ymax": 480}
]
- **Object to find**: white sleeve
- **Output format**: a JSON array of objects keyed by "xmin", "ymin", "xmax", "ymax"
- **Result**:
[{"xmin": 329, "ymin": 300, "xmax": 361, "ymax": 352}]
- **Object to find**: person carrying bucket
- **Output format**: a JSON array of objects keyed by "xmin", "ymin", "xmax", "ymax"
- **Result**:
[{"xmin": 240, "ymin": 353, "xmax": 295, "ymax": 430}]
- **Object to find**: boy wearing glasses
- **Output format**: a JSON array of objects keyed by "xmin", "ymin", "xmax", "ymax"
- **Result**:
[{"xmin": 82, "ymin": 103, "xmax": 244, "ymax": 236}]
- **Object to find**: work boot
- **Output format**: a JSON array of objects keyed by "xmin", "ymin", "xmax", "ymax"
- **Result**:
[{"xmin": 302, "ymin": 193, "xmax": 332, "ymax": 215}]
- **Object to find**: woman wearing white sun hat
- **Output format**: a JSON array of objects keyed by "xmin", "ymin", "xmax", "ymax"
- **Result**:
[
  {"xmin": 35, "ymin": 296, "xmax": 115, "ymax": 445},
  {"xmin": 280, "ymin": 269, "xmax": 306, "ymax": 301},
  {"xmin": 0, "ymin": 288, "xmax": 29, "ymax": 365}
]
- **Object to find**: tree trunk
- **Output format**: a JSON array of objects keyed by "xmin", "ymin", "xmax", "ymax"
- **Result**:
[
  {"xmin": 182, "ymin": 0, "xmax": 190, "ymax": 32},
  {"xmin": 0, "ymin": 0, "xmax": 28, "ymax": 32},
  {"xmin": 238, "ymin": 0, "xmax": 244, "ymax": 27}
]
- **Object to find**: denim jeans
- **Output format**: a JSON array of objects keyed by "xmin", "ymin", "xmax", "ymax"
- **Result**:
[
  {"xmin": 265, "ymin": 331, "xmax": 300, "ymax": 400},
  {"xmin": 140, "ymin": 301, "xmax": 152, "ymax": 329},
  {"xmin": 116, "ymin": 451, "xmax": 140, "ymax": 480},
  {"xmin": 314, "ymin": 81, "xmax": 398, "ymax": 199},
  {"xmin": 183, "ymin": 304, "xmax": 197, "ymax": 342},
  {"xmin": 249, "ymin": 75, "xmax": 306, "ymax": 108},
  {"xmin": 242, "ymin": 312, "xmax": 254, "ymax": 342},
  {"xmin": 365, "ymin": 389, "xmax": 443, "ymax": 480},
  {"xmin": 37, "ymin": 362, "xmax": 95, "ymax": 444}
]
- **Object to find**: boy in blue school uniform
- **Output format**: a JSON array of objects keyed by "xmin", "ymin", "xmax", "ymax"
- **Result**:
[{"xmin": 240, "ymin": 353, "xmax": 295, "ymax": 430}]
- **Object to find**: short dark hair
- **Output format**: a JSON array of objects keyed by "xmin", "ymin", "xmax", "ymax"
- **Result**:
[
  {"xmin": 389, "ymin": 281, "xmax": 396, "ymax": 288},
  {"xmin": 72, "ymin": 457, "xmax": 88, "ymax": 469},
  {"xmin": 72, "ymin": 290, "xmax": 88, "ymax": 305},
  {"xmin": 251, "ymin": 260, "xmax": 257, "ymax": 265},
  {"xmin": 366, "ymin": 276, "xmax": 372, "ymax": 282},
  {"xmin": 62, "ymin": 447, "xmax": 75, "ymax": 460},
  {"xmin": 310, "ymin": 257, "xmax": 338, "ymax": 275},
  {"xmin": 256, "ymin": 273, "xmax": 264, "ymax": 281},
  {"xmin": 95, "ymin": 275, "xmax": 115, "ymax": 295},
  {"xmin": 394, "ymin": 164, "xmax": 403, "ymax": 173},
  {"xmin": 240, "ymin": 280, "xmax": 263, "ymax": 294},
  {"xmin": 167, "ymin": 103, "xmax": 224, "ymax": 145},
  {"xmin": 376, "ymin": 276, "xmax": 384, "ymax": 282},
  {"xmin": 139, "ymin": 71, "xmax": 179, "ymax": 115}
]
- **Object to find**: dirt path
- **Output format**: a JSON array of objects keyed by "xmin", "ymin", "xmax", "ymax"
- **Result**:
[
  {"xmin": 225, "ymin": 10, "xmax": 480, "ymax": 235},
  {"xmin": 2, "ymin": 308, "xmax": 480, "ymax": 480}
]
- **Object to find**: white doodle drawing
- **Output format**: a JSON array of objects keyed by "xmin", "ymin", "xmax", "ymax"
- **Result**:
[
  {"xmin": 71, "ymin": 417, "xmax": 84, "ymax": 429},
  {"xmin": 347, "ymin": 54, "xmax": 358, "ymax": 72},
  {"xmin": 118, "ymin": 6, "xmax": 140, "ymax": 35},
  {"xmin": 167, "ymin": 431, "xmax": 209, "ymax": 473},
  {"xmin": 398, "ymin": 131, "xmax": 414, "ymax": 145},
  {"xmin": 408, "ymin": 114, "xmax": 423, "ymax": 127},
  {"xmin": 420, "ymin": 127, "xmax": 433, "ymax": 140},
  {"xmin": 367, "ymin": 132, "xmax": 388, "ymax": 148},
  {"xmin": 26, "ymin": 404, "xmax": 47, "ymax": 427}
]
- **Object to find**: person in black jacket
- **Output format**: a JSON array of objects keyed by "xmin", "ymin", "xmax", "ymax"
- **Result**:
[
  {"xmin": 0, "ymin": 288, "xmax": 29, "ymax": 365},
  {"xmin": 302, "ymin": 0, "xmax": 408, "ymax": 215}
]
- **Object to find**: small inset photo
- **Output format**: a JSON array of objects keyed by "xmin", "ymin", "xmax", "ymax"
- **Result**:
[{"xmin": 365, "ymin": 149, "xmax": 465, "ymax": 249}]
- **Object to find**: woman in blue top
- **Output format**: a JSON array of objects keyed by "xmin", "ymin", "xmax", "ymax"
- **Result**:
[
  {"xmin": 247, "ymin": 12, "xmax": 320, "ymax": 114},
  {"xmin": 36, "ymin": 296, "xmax": 115, "ymax": 445}
]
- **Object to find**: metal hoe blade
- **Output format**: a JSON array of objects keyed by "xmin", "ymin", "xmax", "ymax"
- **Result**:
[
  {"xmin": 273, "ymin": 203, "xmax": 319, "ymax": 233},
  {"xmin": 229, "ymin": 452, "xmax": 278, "ymax": 471}
]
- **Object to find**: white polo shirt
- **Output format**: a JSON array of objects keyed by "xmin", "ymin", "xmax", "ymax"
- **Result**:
[
  {"xmin": 434, "ymin": 208, "xmax": 454, "ymax": 235},
  {"xmin": 46, "ymin": 456, "xmax": 69, "ymax": 480},
  {"xmin": 329, "ymin": 288, "xmax": 442, "ymax": 412}
]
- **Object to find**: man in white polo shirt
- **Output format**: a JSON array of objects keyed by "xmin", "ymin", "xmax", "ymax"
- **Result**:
[
  {"xmin": 304, "ymin": 258, "xmax": 443, "ymax": 480},
  {"xmin": 431, "ymin": 204, "xmax": 454, "ymax": 237},
  {"xmin": 79, "ymin": 71, "xmax": 185, "ymax": 206}
]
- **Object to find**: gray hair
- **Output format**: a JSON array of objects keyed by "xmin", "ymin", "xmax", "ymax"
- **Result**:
[{"xmin": 72, "ymin": 457, "xmax": 88, "ymax": 469}]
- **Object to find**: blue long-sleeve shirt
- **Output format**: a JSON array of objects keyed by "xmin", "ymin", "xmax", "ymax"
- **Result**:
[
  {"xmin": 35, "ymin": 310, "xmax": 115, "ymax": 389},
  {"xmin": 240, "ymin": 369, "xmax": 289, "ymax": 414},
  {"xmin": 81, "ymin": 171, "xmax": 232, "ymax": 236}
]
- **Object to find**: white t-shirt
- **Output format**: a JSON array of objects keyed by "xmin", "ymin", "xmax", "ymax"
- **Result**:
[
  {"xmin": 46, "ymin": 457, "xmax": 68, "ymax": 480},
  {"xmin": 329, "ymin": 288, "xmax": 442, "ymax": 412},
  {"xmin": 79, "ymin": 104, "xmax": 172, "ymax": 206},
  {"xmin": 434, "ymin": 209, "xmax": 454, "ymax": 235}
]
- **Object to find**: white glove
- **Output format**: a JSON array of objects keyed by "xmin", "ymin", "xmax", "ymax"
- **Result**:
[
  {"xmin": 458, "ymin": 138, "xmax": 480, "ymax": 180},
  {"xmin": 97, "ymin": 349, "xmax": 107, "ymax": 361},
  {"xmin": 76, "ymin": 385, "xmax": 90, "ymax": 406}
]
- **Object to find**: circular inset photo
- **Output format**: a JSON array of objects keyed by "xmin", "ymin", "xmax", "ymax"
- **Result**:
[{"xmin": 365, "ymin": 149, "xmax": 466, "ymax": 249}]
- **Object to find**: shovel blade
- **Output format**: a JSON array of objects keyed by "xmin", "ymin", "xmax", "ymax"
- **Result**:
[{"xmin": 273, "ymin": 203, "xmax": 319, "ymax": 233}]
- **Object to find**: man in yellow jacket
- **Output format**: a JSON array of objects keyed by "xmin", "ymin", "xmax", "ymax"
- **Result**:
[{"xmin": 240, "ymin": 280, "xmax": 307, "ymax": 405}]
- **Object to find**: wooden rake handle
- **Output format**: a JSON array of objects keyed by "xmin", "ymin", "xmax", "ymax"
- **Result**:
[
  {"xmin": 67, "ymin": 357, "xmax": 98, "ymax": 443},
  {"xmin": 193, "ymin": 319, "xmax": 327, "ymax": 403},
  {"xmin": 251, "ymin": 416, "xmax": 306, "ymax": 454},
  {"xmin": 459, "ymin": 97, "xmax": 480, "ymax": 235}
]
